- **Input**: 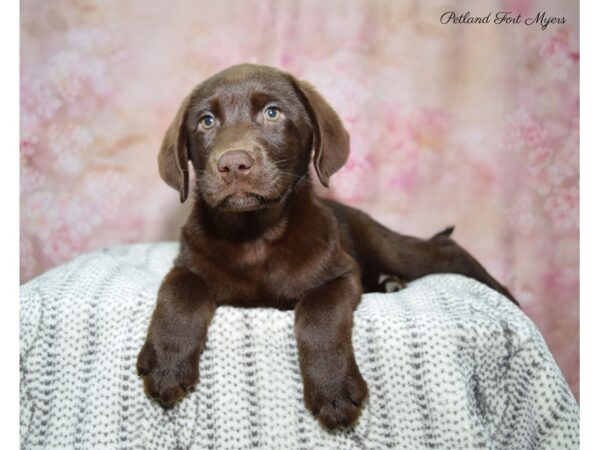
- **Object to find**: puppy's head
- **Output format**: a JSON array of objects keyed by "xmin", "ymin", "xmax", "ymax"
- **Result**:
[{"xmin": 158, "ymin": 64, "xmax": 349, "ymax": 211}]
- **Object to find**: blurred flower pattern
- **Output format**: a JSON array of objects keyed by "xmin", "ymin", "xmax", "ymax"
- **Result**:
[{"xmin": 20, "ymin": 0, "xmax": 579, "ymax": 398}]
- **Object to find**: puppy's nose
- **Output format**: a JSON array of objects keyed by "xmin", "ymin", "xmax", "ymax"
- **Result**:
[{"xmin": 217, "ymin": 150, "xmax": 254, "ymax": 181}]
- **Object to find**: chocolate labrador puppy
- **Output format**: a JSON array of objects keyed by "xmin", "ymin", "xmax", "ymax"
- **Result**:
[{"xmin": 137, "ymin": 64, "xmax": 517, "ymax": 430}]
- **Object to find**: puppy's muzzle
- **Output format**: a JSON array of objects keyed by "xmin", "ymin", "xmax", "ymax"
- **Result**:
[{"xmin": 217, "ymin": 150, "xmax": 254, "ymax": 183}]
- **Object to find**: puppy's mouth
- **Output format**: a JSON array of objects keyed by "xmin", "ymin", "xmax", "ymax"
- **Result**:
[
  {"xmin": 218, "ymin": 191, "xmax": 282, "ymax": 212},
  {"xmin": 199, "ymin": 164, "xmax": 299, "ymax": 213}
]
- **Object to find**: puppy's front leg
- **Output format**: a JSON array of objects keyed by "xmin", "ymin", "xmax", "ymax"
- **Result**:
[
  {"xmin": 294, "ymin": 272, "xmax": 368, "ymax": 430},
  {"xmin": 137, "ymin": 266, "xmax": 216, "ymax": 407}
]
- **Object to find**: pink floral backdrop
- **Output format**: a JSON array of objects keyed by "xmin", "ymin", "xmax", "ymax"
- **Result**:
[{"xmin": 20, "ymin": 0, "xmax": 579, "ymax": 398}]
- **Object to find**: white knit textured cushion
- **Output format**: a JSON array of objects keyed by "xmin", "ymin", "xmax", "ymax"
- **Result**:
[{"xmin": 20, "ymin": 243, "xmax": 579, "ymax": 449}]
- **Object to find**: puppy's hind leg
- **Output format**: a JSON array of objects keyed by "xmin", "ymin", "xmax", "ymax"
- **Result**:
[
  {"xmin": 347, "ymin": 211, "xmax": 518, "ymax": 305},
  {"xmin": 426, "ymin": 226, "xmax": 518, "ymax": 305}
]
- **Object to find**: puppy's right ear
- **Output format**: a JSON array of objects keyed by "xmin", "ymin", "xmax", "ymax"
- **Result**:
[{"xmin": 158, "ymin": 93, "xmax": 193, "ymax": 203}]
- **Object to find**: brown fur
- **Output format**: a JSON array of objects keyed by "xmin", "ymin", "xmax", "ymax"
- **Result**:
[{"xmin": 137, "ymin": 64, "xmax": 518, "ymax": 430}]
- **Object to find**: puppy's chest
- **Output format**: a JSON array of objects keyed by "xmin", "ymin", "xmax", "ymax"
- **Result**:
[
  {"xmin": 200, "ymin": 238, "xmax": 324, "ymax": 306},
  {"xmin": 225, "ymin": 240, "xmax": 293, "ymax": 288},
  {"xmin": 236, "ymin": 240, "xmax": 270, "ymax": 267}
]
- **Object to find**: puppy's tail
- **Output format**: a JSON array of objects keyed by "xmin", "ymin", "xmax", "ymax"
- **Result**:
[{"xmin": 431, "ymin": 225, "xmax": 454, "ymax": 239}]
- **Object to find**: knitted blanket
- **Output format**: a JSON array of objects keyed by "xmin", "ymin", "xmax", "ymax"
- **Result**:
[{"xmin": 20, "ymin": 243, "xmax": 579, "ymax": 449}]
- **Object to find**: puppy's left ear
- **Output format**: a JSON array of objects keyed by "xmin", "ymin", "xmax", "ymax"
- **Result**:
[
  {"xmin": 158, "ymin": 91, "xmax": 194, "ymax": 203},
  {"xmin": 294, "ymin": 80, "xmax": 350, "ymax": 187}
]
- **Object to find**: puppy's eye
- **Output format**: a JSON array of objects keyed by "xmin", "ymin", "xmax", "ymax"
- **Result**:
[
  {"xmin": 199, "ymin": 114, "xmax": 216, "ymax": 130},
  {"xmin": 264, "ymin": 106, "xmax": 281, "ymax": 122}
]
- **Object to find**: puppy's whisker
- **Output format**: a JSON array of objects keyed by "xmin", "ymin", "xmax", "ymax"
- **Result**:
[
  {"xmin": 278, "ymin": 174, "xmax": 311, "ymax": 187},
  {"xmin": 277, "ymin": 171, "xmax": 307, "ymax": 181}
]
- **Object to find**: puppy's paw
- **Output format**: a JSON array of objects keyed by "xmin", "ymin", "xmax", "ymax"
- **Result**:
[
  {"xmin": 377, "ymin": 274, "xmax": 407, "ymax": 293},
  {"xmin": 305, "ymin": 369, "xmax": 368, "ymax": 430},
  {"xmin": 136, "ymin": 341, "xmax": 198, "ymax": 407}
]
